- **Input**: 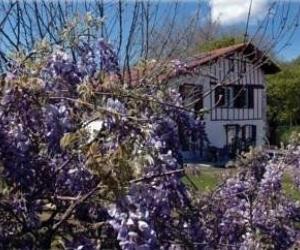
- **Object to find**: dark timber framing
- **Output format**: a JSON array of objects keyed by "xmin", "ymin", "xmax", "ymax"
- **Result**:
[{"xmin": 210, "ymin": 53, "xmax": 264, "ymax": 121}]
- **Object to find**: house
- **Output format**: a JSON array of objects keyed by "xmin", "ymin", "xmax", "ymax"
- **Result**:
[
  {"xmin": 114, "ymin": 42, "xmax": 280, "ymax": 162},
  {"xmin": 165, "ymin": 43, "xmax": 280, "ymax": 161}
]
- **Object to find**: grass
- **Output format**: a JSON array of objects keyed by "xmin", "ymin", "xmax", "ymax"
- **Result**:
[
  {"xmin": 182, "ymin": 167, "xmax": 231, "ymax": 192},
  {"xmin": 183, "ymin": 167, "xmax": 300, "ymax": 201},
  {"xmin": 282, "ymin": 173, "xmax": 300, "ymax": 201}
]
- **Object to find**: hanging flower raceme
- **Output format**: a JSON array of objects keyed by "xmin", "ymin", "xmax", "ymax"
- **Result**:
[{"xmin": 98, "ymin": 39, "xmax": 120, "ymax": 75}]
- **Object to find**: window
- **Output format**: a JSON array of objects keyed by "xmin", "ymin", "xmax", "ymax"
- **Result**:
[
  {"xmin": 225, "ymin": 125, "xmax": 240, "ymax": 145},
  {"xmin": 233, "ymin": 85, "xmax": 246, "ymax": 108},
  {"xmin": 242, "ymin": 125, "xmax": 256, "ymax": 147},
  {"xmin": 215, "ymin": 86, "xmax": 225, "ymax": 107},
  {"xmin": 215, "ymin": 85, "xmax": 254, "ymax": 109},
  {"xmin": 179, "ymin": 83, "xmax": 203, "ymax": 112},
  {"xmin": 215, "ymin": 86, "xmax": 234, "ymax": 108},
  {"xmin": 234, "ymin": 86, "xmax": 254, "ymax": 108},
  {"xmin": 247, "ymin": 86, "xmax": 254, "ymax": 108},
  {"xmin": 225, "ymin": 124, "xmax": 241, "ymax": 157},
  {"xmin": 225, "ymin": 124, "xmax": 256, "ymax": 156}
]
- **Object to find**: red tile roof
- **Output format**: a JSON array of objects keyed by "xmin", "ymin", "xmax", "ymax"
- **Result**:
[
  {"xmin": 183, "ymin": 43, "xmax": 280, "ymax": 74},
  {"xmin": 116, "ymin": 42, "xmax": 280, "ymax": 86}
]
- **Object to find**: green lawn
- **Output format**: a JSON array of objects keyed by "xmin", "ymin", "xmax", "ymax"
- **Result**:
[
  {"xmin": 186, "ymin": 171, "xmax": 218, "ymax": 191},
  {"xmin": 282, "ymin": 173, "xmax": 300, "ymax": 201},
  {"xmin": 183, "ymin": 167, "xmax": 300, "ymax": 201},
  {"xmin": 182, "ymin": 167, "xmax": 230, "ymax": 191}
]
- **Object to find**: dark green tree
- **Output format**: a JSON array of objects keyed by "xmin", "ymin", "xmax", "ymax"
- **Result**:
[
  {"xmin": 197, "ymin": 35, "xmax": 244, "ymax": 52},
  {"xmin": 267, "ymin": 59, "xmax": 300, "ymax": 143}
]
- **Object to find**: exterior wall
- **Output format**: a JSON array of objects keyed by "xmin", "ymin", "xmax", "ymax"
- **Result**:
[
  {"xmin": 207, "ymin": 52, "xmax": 265, "ymax": 86},
  {"xmin": 170, "ymin": 52, "xmax": 268, "ymax": 152}
]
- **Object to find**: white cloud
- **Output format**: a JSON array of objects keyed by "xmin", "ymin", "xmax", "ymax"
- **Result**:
[{"xmin": 210, "ymin": 0, "xmax": 269, "ymax": 25}]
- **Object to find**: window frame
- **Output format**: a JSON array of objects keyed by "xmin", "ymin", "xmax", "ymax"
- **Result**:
[{"xmin": 215, "ymin": 85, "xmax": 254, "ymax": 109}]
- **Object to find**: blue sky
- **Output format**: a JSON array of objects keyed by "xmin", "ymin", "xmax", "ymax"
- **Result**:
[
  {"xmin": 208, "ymin": 0, "xmax": 300, "ymax": 61},
  {"xmin": 1, "ymin": 0, "xmax": 299, "ymax": 62},
  {"xmin": 116, "ymin": 0, "xmax": 300, "ymax": 61}
]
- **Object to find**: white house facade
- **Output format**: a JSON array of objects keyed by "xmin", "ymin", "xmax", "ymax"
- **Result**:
[{"xmin": 168, "ymin": 43, "xmax": 280, "ymax": 161}]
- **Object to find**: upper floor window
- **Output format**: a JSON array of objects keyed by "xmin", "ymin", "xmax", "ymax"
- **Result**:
[
  {"xmin": 215, "ymin": 86, "xmax": 234, "ymax": 108},
  {"xmin": 234, "ymin": 85, "xmax": 254, "ymax": 108},
  {"xmin": 215, "ymin": 85, "xmax": 254, "ymax": 109},
  {"xmin": 179, "ymin": 83, "xmax": 203, "ymax": 112}
]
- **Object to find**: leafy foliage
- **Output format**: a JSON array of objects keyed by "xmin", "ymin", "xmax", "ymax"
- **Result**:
[
  {"xmin": 198, "ymin": 36, "xmax": 244, "ymax": 53},
  {"xmin": 267, "ymin": 60, "xmax": 300, "ymax": 126}
]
